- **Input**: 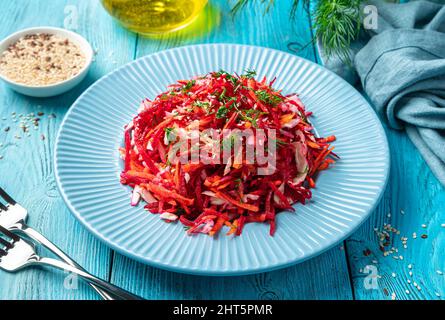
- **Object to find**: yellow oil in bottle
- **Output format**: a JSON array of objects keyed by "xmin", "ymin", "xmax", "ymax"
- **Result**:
[{"xmin": 101, "ymin": 0, "xmax": 208, "ymax": 35}]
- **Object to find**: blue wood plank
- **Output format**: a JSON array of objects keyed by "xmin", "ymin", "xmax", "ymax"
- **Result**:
[
  {"xmin": 111, "ymin": 245, "xmax": 352, "ymax": 300},
  {"xmin": 0, "ymin": 0, "xmax": 136, "ymax": 299},
  {"xmin": 345, "ymin": 122, "xmax": 445, "ymax": 300},
  {"xmin": 308, "ymin": 0, "xmax": 445, "ymax": 300},
  {"xmin": 109, "ymin": 0, "xmax": 353, "ymax": 300}
]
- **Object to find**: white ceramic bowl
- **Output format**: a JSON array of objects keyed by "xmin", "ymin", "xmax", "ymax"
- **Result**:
[{"xmin": 0, "ymin": 27, "xmax": 93, "ymax": 98}]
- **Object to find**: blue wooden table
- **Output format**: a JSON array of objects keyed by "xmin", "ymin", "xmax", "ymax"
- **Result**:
[{"xmin": 0, "ymin": 0, "xmax": 444, "ymax": 300}]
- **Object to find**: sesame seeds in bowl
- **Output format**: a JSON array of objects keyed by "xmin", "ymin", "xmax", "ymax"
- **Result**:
[
  {"xmin": 0, "ymin": 27, "xmax": 93, "ymax": 97},
  {"xmin": 0, "ymin": 33, "xmax": 86, "ymax": 86}
]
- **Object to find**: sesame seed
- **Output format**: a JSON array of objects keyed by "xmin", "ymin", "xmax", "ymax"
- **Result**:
[
  {"xmin": 392, "ymin": 273, "xmax": 396, "ymax": 278},
  {"xmin": 391, "ymin": 292, "xmax": 396, "ymax": 300},
  {"xmin": 408, "ymin": 264, "xmax": 413, "ymax": 269},
  {"xmin": 405, "ymin": 290, "xmax": 410, "ymax": 295},
  {"xmin": 408, "ymin": 280, "xmax": 411, "ymax": 284},
  {"xmin": 441, "ymin": 224, "xmax": 445, "ymax": 228},
  {"xmin": 409, "ymin": 271, "xmax": 413, "ymax": 277},
  {"xmin": 421, "ymin": 224, "xmax": 427, "ymax": 228},
  {"xmin": 0, "ymin": 33, "xmax": 86, "ymax": 86},
  {"xmin": 437, "ymin": 270, "xmax": 443, "ymax": 275},
  {"xmin": 436, "ymin": 292, "xmax": 441, "ymax": 297}
]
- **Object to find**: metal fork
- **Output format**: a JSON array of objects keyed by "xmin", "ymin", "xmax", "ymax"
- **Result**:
[
  {"xmin": 0, "ymin": 225, "xmax": 141, "ymax": 299},
  {"xmin": 0, "ymin": 187, "xmax": 115, "ymax": 300}
]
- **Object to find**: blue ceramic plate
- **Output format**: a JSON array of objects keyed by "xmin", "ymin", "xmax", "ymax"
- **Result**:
[{"xmin": 55, "ymin": 44, "xmax": 389, "ymax": 276}]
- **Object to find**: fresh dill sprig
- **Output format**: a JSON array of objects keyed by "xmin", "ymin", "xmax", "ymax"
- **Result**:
[
  {"xmin": 231, "ymin": 0, "xmax": 365, "ymax": 64},
  {"xmin": 313, "ymin": 0, "xmax": 363, "ymax": 64},
  {"xmin": 230, "ymin": 0, "xmax": 275, "ymax": 16}
]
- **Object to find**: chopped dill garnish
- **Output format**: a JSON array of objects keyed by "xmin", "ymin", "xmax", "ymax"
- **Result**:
[
  {"xmin": 255, "ymin": 90, "xmax": 283, "ymax": 106},
  {"xmin": 164, "ymin": 127, "xmax": 177, "ymax": 143},
  {"xmin": 242, "ymin": 69, "xmax": 257, "ymax": 79},
  {"xmin": 217, "ymin": 87, "xmax": 227, "ymax": 101},
  {"xmin": 270, "ymin": 138, "xmax": 289, "ymax": 147},
  {"xmin": 193, "ymin": 101, "xmax": 210, "ymax": 108},
  {"xmin": 175, "ymin": 208, "xmax": 186, "ymax": 216},
  {"xmin": 214, "ymin": 70, "xmax": 239, "ymax": 86},
  {"xmin": 216, "ymin": 106, "xmax": 230, "ymax": 119},
  {"xmin": 182, "ymin": 80, "xmax": 196, "ymax": 92},
  {"xmin": 239, "ymin": 109, "xmax": 266, "ymax": 128}
]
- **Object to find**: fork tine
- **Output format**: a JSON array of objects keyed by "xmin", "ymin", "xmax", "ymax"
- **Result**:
[
  {"xmin": 0, "ymin": 200, "xmax": 7, "ymax": 211},
  {"xmin": 0, "ymin": 225, "xmax": 20, "ymax": 242},
  {"xmin": 0, "ymin": 236, "xmax": 13, "ymax": 249},
  {"xmin": 0, "ymin": 187, "xmax": 16, "ymax": 205}
]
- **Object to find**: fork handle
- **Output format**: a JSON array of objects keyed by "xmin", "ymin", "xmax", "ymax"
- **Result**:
[
  {"xmin": 21, "ymin": 226, "xmax": 115, "ymax": 300},
  {"xmin": 35, "ymin": 257, "xmax": 143, "ymax": 300}
]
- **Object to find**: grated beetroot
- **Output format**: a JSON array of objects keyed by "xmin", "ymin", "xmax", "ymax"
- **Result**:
[{"xmin": 120, "ymin": 70, "xmax": 337, "ymax": 236}]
